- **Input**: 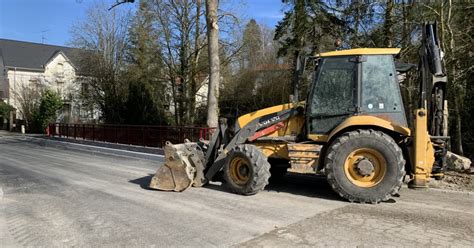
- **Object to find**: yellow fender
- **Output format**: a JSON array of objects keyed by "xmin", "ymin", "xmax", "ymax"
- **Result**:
[
  {"xmin": 308, "ymin": 115, "xmax": 413, "ymax": 172},
  {"xmin": 328, "ymin": 116, "xmax": 411, "ymax": 140},
  {"xmin": 308, "ymin": 115, "xmax": 411, "ymax": 142}
]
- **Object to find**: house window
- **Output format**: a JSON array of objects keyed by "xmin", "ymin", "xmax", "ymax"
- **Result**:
[
  {"xmin": 81, "ymin": 83, "xmax": 90, "ymax": 98},
  {"xmin": 56, "ymin": 63, "xmax": 64, "ymax": 78},
  {"xmin": 30, "ymin": 78, "xmax": 43, "ymax": 91},
  {"xmin": 57, "ymin": 81, "xmax": 65, "ymax": 97},
  {"xmin": 79, "ymin": 103, "xmax": 94, "ymax": 119}
]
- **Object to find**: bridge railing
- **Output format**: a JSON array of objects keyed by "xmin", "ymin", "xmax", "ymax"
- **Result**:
[{"xmin": 48, "ymin": 123, "xmax": 215, "ymax": 148}]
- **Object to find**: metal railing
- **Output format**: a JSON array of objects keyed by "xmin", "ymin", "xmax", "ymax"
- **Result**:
[{"xmin": 48, "ymin": 123, "xmax": 215, "ymax": 148}]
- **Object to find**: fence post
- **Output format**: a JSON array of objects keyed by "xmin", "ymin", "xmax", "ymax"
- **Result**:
[
  {"xmin": 92, "ymin": 125, "xmax": 95, "ymax": 141},
  {"xmin": 74, "ymin": 124, "xmax": 77, "ymax": 139},
  {"xmin": 142, "ymin": 127, "xmax": 145, "ymax": 147},
  {"xmin": 159, "ymin": 127, "xmax": 163, "ymax": 147},
  {"xmin": 127, "ymin": 126, "xmax": 130, "ymax": 145}
]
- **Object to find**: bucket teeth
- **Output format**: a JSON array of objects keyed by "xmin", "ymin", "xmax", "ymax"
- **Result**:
[{"xmin": 149, "ymin": 142, "xmax": 205, "ymax": 191}]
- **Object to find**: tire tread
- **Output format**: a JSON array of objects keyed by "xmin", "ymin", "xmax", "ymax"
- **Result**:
[
  {"xmin": 324, "ymin": 129, "xmax": 405, "ymax": 203},
  {"xmin": 224, "ymin": 144, "xmax": 271, "ymax": 195}
]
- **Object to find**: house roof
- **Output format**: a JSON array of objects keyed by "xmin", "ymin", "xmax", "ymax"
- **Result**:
[
  {"xmin": 0, "ymin": 38, "xmax": 85, "ymax": 71},
  {"xmin": 319, "ymin": 48, "xmax": 401, "ymax": 57}
]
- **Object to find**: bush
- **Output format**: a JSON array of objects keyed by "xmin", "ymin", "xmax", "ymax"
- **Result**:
[
  {"xmin": 0, "ymin": 101, "xmax": 14, "ymax": 118},
  {"xmin": 0, "ymin": 101, "xmax": 14, "ymax": 129},
  {"xmin": 31, "ymin": 90, "xmax": 63, "ymax": 133}
]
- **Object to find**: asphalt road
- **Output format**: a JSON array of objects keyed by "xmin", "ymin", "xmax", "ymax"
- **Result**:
[{"xmin": 0, "ymin": 134, "xmax": 473, "ymax": 247}]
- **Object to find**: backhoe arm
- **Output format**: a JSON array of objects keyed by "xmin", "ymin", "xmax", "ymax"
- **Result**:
[
  {"xmin": 410, "ymin": 22, "xmax": 449, "ymax": 188},
  {"xmin": 204, "ymin": 107, "xmax": 300, "ymax": 180}
]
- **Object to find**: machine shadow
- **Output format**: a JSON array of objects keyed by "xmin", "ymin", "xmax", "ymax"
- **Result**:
[
  {"xmin": 129, "ymin": 173, "xmax": 343, "ymax": 202},
  {"xmin": 205, "ymin": 172, "xmax": 343, "ymax": 202},
  {"xmin": 129, "ymin": 174, "xmax": 155, "ymax": 189}
]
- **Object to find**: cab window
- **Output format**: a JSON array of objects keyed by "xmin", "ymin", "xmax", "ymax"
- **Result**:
[
  {"xmin": 311, "ymin": 57, "xmax": 356, "ymax": 115},
  {"xmin": 361, "ymin": 55, "xmax": 402, "ymax": 113},
  {"xmin": 309, "ymin": 56, "xmax": 356, "ymax": 134}
]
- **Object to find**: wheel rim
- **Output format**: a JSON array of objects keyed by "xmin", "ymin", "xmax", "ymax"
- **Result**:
[
  {"xmin": 229, "ymin": 157, "xmax": 250, "ymax": 185},
  {"xmin": 343, "ymin": 148, "xmax": 387, "ymax": 188}
]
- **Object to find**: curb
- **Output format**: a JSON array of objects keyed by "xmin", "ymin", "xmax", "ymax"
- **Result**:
[
  {"xmin": 29, "ymin": 136, "xmax": 164, "ymax": 162},
  {"xmin": 46, "ymin": 136, "xmax": 164, "ymax": 155}
]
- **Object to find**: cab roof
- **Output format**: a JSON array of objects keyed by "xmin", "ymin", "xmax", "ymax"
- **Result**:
[{"xmin": 319, "ymin": 48, "xmax": 401, "ymax": 57}]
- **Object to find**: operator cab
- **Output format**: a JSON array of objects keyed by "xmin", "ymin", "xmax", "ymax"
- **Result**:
[{"xmin": 306, "ymin": 48, "xmax": 407, "ymax": 136}]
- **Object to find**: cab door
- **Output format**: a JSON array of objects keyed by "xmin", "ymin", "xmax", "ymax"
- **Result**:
[{"xmin": 307, "ymin": 56, "xmax": 358, "ymax": 137}]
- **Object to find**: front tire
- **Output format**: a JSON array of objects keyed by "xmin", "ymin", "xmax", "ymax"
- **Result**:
[
  {"xmin": 223, "ymin": 144, "xmax": 271, "ymax": 195},
  {"xmin": 325, "ymin": 129, "xmax": 405, "ymax": 203}
]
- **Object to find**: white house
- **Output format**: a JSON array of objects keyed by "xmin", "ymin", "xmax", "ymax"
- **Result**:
[
  {"xmin": 0, "ymin": 39, "xmax": 98, "ymax": 130},
  {"xmin": 165, "ymin": 75, "xmax": 209, "ymax": 119}
]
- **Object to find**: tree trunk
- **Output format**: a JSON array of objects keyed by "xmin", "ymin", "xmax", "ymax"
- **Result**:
[
  {"xmin": 446, "ymin": 0, "xmax": 463, "ymax": 155},
  {"xmin": 188, "ymin": 0, "xmax": 203, "ymax": 125},
  {"xmin": 205, "ymin": 0, "xmax": 220, "ymax": 128},
  {"xmin": 453, "ymin": 96, "xmax": 464, "ymax": 155},
  {"xmin": 384, "ymin": 0, "xmax": 394, "ymax": 47},
  {"xmin": 402, "ymin": 0, "xmax": 409, "ymax": 48},
  {"xmin": 171, "ymin": 75, "xmax": 179, "ymax": 125},
  {"xmin": 291, "ymin": 0, "xmax": 305, "ymax": 101},
  {"xmin": 353, "ymin": 3, "xmax": 361, "ymax": 47}
]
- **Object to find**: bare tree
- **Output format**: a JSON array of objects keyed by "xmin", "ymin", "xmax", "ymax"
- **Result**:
[
  {"xmin": 205, "ymin": 0, "xmax": 220, "ymax": 128},
  {"xmin": 11, "ymin": 77, "xmax": 46, "ymax": 129},
  {"xmin": 150, "ymin": 0, "xmax": 207, "ymax": 125},
  {"xmin": 70, "ymin": 2, "xmax": 130, "ymax": 123}
]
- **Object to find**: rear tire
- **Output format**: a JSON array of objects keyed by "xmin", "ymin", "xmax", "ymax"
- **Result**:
[
  {"xmin": 223, "ymin": 144, "xmax": 271, "ymax": 195},
  {"xmin": 324, "ymin": 129, "xmax": 405, "ymax": 203}
]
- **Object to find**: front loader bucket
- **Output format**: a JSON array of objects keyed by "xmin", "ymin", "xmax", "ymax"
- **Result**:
[{"xmin": 149, "ymin": 141, "xmax": 205, "ymax": 192}]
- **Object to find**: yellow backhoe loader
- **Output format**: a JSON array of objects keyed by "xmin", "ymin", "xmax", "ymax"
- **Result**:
[{"xmin": 149, "ymin": 23, "xmax": 449, "ymax": 203}]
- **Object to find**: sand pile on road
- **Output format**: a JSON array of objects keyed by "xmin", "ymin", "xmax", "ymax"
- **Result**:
[{"xmin": 430, "ymin": 171, "xmax": 474, "ymax": 192}]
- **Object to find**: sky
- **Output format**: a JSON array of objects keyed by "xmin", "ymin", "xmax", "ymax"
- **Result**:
[{"xmin": 0, "ymin": 0, "xmax": 285, "ymax": 47}]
